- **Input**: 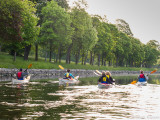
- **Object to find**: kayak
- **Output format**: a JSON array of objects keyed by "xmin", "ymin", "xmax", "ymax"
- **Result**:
[
  {"xmin": 12, "ymin": 76, "xmax": 31, "ymax": 84},
  {"xmin": 59, "ymin": 76, "xmax": 79, "ymax": 85},
  {"xmin": 136, "ymin": 81, "xmax": 147, "ymax": 86},
  {"xmin": 98, "ymin": 83, "xmax": 112, "ymax": 89}
]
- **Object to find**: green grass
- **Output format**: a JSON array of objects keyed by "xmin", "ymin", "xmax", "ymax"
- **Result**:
[{"xmin": 0, "ymin": 52, "xmax": 155, "ymax": 71}]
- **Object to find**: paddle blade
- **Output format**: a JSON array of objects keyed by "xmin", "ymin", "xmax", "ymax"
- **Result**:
[
  {"xmin": 59, "ymin": 65, "xmax": 64, "ymax": 70},
  {"xmin": 94, "ymin": 72, "xmax": 100, "ymax": 76},
  {"xmin": 28, "ymin": 64, "xmax": 32, "ymax": 69},
  {"xmin": 131, "ymin": 80, "xmax": 137, "ymax": 84},
  {"xmin": 96, "ymin": 70, "xmax": 102, "ymax": 75},
  {"xmin": 150, "ymin": 70, "xmax": 157, "ymax": 74}
]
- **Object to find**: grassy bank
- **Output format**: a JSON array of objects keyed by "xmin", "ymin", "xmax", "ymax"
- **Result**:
[{"xmin": 0, "ymin": 52, "xmax": 155, "ymax": 71}]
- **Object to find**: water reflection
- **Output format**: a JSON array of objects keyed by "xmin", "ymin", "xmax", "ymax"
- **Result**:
[{"xmin": 0, "ymin": 75, "xmax": 160, "ymax": 120}]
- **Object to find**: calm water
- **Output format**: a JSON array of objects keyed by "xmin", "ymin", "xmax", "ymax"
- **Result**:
[{"xmin": 0, "ymin": 75, "xmax": 160, "ymax": 120}]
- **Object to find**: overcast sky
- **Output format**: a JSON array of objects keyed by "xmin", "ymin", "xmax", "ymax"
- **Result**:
[{"xmin": 68, "ymin": 0, "xmax": 160, "ymax": 44}]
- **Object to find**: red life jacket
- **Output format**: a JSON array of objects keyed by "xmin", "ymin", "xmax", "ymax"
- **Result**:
[
  {"xmin": 17, "ymin": 72, "xmax": 22, "ymax": 78},
  {"xmin": 140, "ymin": 74, "xmax": 144, "ymax": 78}
]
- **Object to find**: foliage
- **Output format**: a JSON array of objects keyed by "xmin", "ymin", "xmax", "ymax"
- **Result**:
[
  {"xmin": 115, "ymin": 19, "xmax": 133, "ymax": 36},
  {"xmin": 40, "ymin": 0, "xmax": 72, "ymax": 53},
  {"xmin": 0, "ymin": 0, "xmax": 159, "ymax": 68},
  {"xmin": 0, "ymin": 0, "xmax": 24, "ymax": 42}
]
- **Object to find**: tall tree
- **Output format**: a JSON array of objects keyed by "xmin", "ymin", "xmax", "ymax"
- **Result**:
[
  {"xmin": 41, "ymin": 0, "xmax": 73, "ymax": 62},
  {"xmin": 0, "ymin": 0, "xmax": 39, "ymax": 61},
  {"xmin": 147, "ymin": 40, "xmax": 159, "ymax": 49},
  {"xmin": 115, "ymin": 19, "xmax": 133, "ymax": 37},
  {"xmin": 22, "ymin": 0, "xmax": 40, "ymax": 60},
  {"xmin": 0, "ymin": 0, "xmax": 24, "ymax": 43},
  {"xmin": 70, "ymin": 3, "xmax": 97, "ymax": 64}
]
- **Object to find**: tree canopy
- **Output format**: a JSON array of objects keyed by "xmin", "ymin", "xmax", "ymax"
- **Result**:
[{"xmin": 0, "ymin": 0, "xmax": 159, "ymax": 68}]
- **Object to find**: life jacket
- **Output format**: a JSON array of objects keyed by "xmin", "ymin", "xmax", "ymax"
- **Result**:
[
  {"xmin": 17, "ymin": 72, "xmax": 22, "ymax": 79},
  {"xmin": 106, "ymin": 75, "xmax": 109, "ymax": 79},
  {"xmin": 139, "ymin": 74, "xmax": 146, "ymax": 82},
  {"xmin": 140, "ymin": 74, "xmax": 145, "ymax": 78},
  {"xmin": 65, "ymin": 73, "xmax": 71, "ymax": 79},
  {"xmin": 101, "ymin": 76, "xmax": 108, "ymax": 84}
]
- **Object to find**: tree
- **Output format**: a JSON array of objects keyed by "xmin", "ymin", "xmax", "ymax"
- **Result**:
[
  {"xmin": 81, "ymin": 15, "xmax": 98, "ymax": 65},
  {"xmin": 41, "ymin": 0, "xmax": 73, "ymax": 62},
  {"xmin": 143, "ymin": 41, "xmax": 159, "ymax": 67},
  {"xmin": 147, "ymin": 40, "xmax": 159, "ymax": 49},
  {"xmin": 70, "ymin": 4, "xmax": 97, "ymax": 64},
  {"xmin": 54, "ymin": 0, "xmax": 69, "ymax": 9},
  {"xmin": 0, "ymin": 0, "xmax": 24, "ymax": 43},
  {"xmin": 0, "ymin": 0, "xmax": 39, "ymax": 61},
  {"xmin": 128, "ymin": 38, "xmax": 144, "ymax": 67},
  {"xmin": 21, "ymin": 0, "xmax": 40, "ymax": 60},
  {"xmin": 115, "ymin": 19, "xmax": 133, "ymax": 37}
]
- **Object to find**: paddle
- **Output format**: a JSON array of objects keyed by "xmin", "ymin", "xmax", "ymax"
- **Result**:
[
  {"xmin": 93, "ymin": 71, "xmax": 101, "ymax": 76},
  {"xmin": 149, "ymin": 69, "xmax": 157, "ymax": 75},
  {"xmin": 59, "ymin": 65, "xmax": 64, "ymax": 70},
  {"xmin": 24, "ymin": 64, "xmax": 32, "ymax": 72},
  {"xmin": 131, "ymin": 69, "xmax": 157, "ymax": 84},
  {"xmin": 95, "ymin": 70, "xmax": 102, "ymax": 75}
]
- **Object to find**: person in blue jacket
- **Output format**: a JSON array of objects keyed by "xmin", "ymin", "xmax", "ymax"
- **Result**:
[
  {"xmin": 64, "ymin": 69, "xmax": 74, "ymax": 80},
  {"xmin": 138, "ymin": 70, "xmax": 148, "ymax": 82}
]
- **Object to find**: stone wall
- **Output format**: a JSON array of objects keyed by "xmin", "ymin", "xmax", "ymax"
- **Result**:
[{"xmin": 0, "ymin": 68, "xmax": 159, "ymax": 81}]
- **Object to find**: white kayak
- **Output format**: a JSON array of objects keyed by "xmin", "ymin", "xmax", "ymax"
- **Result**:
[
  {"xmin": 12, "ymin": 76, "xmax": 31, "ymax": 84},
  {"xmin": 59, "ymin": 76, "xmax": 79, "ymax": 85},
  {"xmin": 136, "ymin": 81, "xmax": 147, "ymax": 86},
  {"xmin": 98, "ymin": 83, "xmax": 112, "ymax": 89}
]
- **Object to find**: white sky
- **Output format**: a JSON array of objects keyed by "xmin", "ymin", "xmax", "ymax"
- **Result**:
[{"xmin": 68, "ymin": 0, "xmax": 160, "ymax": 44}]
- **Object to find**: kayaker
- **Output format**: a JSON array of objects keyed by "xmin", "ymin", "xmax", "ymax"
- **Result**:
[
  {"xmin": 138, "ymin": 70, "xmax": 148, "ymax": 82},
  {"xmin": 98, "ymin": 71, "xmax": 110, "ymax": 84},
  {"xmin": 17, "ymin": 68, "xmax": 28, "ymax": 80},
  {"xmin": 64, "ymin": 69, "xmax": 75, "ymax": 80},
  {"xmin": 105, "ymin": 71, "xmax": 115, "ymax": 84}
]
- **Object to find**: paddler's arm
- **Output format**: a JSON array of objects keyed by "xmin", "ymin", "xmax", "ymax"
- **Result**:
[
  {"xmin": 144, "ymin": 74, "xmax": 148, "ymax": 80},
  {"xmin": 98, "ymin": 77, "xmax": 102, "ymax": 82},
  {"xmin": 70, "ymin": 73, "xmax": 74, "ymax": 78},
  {"xmin": 21, "ymin": 71, "xmax": 28, "ymax": 78}
]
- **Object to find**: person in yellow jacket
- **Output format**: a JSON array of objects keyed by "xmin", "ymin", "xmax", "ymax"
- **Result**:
[
  {"xmin": 105, "ymin": 71, "xmax": 115, "ymax": 84},
  {"xmin": 64, "ymin": 69, "xmax": 75, "ymax": 80}
]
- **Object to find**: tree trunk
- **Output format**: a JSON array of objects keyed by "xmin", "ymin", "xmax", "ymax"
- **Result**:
[
  {"xmin": 92, "ymin": 54, "xmax": 95, "ymax": 65},
  {"xmin": 75, "ymin": 49, "xmax": 80, "ymax": 64},
  {"xmin": 66, "ymin": 44, "xmax": 72, "ymax": 64},
  {"xmin": 45, "ymin": 51, "xmax": 47, "ymax": 62},
  {"xmin": 49, "ymin": 51, "xmax": 52, "ymax": 62},
  {"xmin": 58, "ymin": 46, "xmax": 60, "ymax": 63},
  {"xmin": 84, "ymin": 51, "xmax": 88, "ymax": 65},
  {"xmin": 35, "ymin": 43, "xmax": 38, "ymax": 61},
  {"xmin": 24, "ymin": 45, "xmax": 31, "ymax": 60},
  {"xmin": 90, "ymin": 51, "xmax": 92, "ymax": 65},
  {"xmin": 116, "ymin": 57, "xmax": 119, "ymax": 67},
  {"xmin": 69, "ymin": 54, "xmax": 71, "ymax": 64},
  {"xmin": 49, "ymin": 44, "xmax": 52, "ymax": 62},
  {"xmin": 13, "ymin": 51, "xmax": 16, "ymax": 62},
  {"xmin": 81, "ymin": 52, "xmax": 84, "ymax": 65},
  {"xmin": 104, "ymin": 60, "xmax": 106, "ymax": 66},
  {"xmin": 98, "ymin": 54, "xmax": 100, "ymax": 66},
  {"xmin": 56, "ymin": 54, "xmax": 58, "ymax": 63},
  {"xmin": 101, "ymin": 56, "xmax": 104, "ymax": 66},
  {"xmin": 109, "ymin": 60, "xmax": 111, "ymax": 66}
]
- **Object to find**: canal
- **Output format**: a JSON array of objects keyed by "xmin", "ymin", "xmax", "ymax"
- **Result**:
[{"xmin": 0, "ymin": 75, "xmax": 160, "ymax": 120}]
